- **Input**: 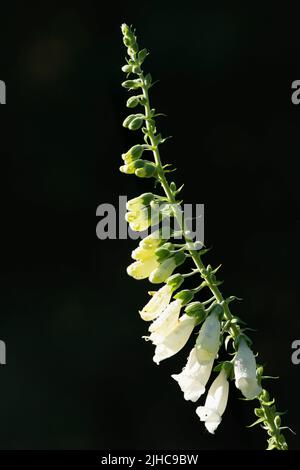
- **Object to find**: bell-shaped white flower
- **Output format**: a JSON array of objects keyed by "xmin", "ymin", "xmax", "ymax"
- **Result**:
[
  {"xmin": 234, "ymin": 338, "xmax": 262, "ymax": 400},
  {"xmin": 172, "ymin": 348, "xmax": 214, "ymax": 402},
  {"xmin": 148, "ymin": 299, "xmax": 182, "ymax": 343},
  {"xmin": 139, "ymin": 284, "xmax": 173, "ymax": 321},
  {"xmin": 127, "ymin": 257, "xmax": 159, "ymax": 280},
  {"xmin": 125, "ymin": 207, "xmax": 151, "ymax": 232},
  {"xmin": 196, "ymin": 369, "xmax": 229, "ymax": 434},
  {"xmin": 152, "ymin": 314, "xmax": 196, "ymax": 364},
  {"xmin": 195, "ymin": 309, "xmax": 221, "ymax": 364}
]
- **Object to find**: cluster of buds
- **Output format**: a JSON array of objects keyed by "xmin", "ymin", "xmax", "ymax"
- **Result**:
[
  {"xmin": 119, "ymin": 24, "xmax": 289, "ymax": 449},
  {"xmin": 120, "ymin": 144, "xmax": 157, "ymax": 178}
]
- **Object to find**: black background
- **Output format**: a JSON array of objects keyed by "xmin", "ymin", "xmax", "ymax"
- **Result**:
[{"xmin": 0, "ymin": 0, "xmax": 299, "ymax": 450}]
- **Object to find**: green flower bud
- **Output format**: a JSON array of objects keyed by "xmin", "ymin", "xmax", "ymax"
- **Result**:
[
  {"xmin": 123, "ymin": 37, "xmax": 133, "ymax": 48},
  {"xmin": 121, "ymin": 24, "xmax": 130, "ymax": 36},
  {"xmin": 122, "ymin": 113, "xmax": 144, "ymax": 129},
  {"xmin": 166, "ymin": 273, "xmax": 184, "ymax": 291},
  {"xmin": 122, "ymin": 64, "xmax": 132, "ymax": 73},
  {"xmin": 149, "ymin": 252, "xmax": 186, "ymax": 284},
  {"xmin": 135, "ymin": 161, "xmax": 157, "ymax": 177},
  {"xmin": 128, "ymin": 117, "xmax": 143, "ymax": 131},
  {"xmin": 122, "ymin": 25, "xmax": 136, "ymax": 43},
  {"xmin": 132, "ymin": 65, "xmax": 141, "ymax": 74},
  {"xmin": 119, "ymin": 159, "xmax": 144, "ymax": 174},
  {"xmin": 126, "ymin": 193, "xmax": 154, "ymax": 211},
  {"xmin": 185, "ymin": 301, "xmax": 206, "ymax": 321},
  {"xmin": 121, "ymin": 79, "xmax": 142, "ymax": 90},
  {"xmin": 155, "ymin": 242, "xmax": 174, "ymax": 261},
  {"xmin": 174, "ymin": 289, "xmax": 194, "ymax": 306},
  {"xmin": 122, "ymin": 144, "xmax": 144, "ymax": 164},
  {"xmin": 174, "ymin": 251, "xmax": 186, "ymax": 267},
  {"xmin": 122, "ymin": 114, "xmax": 136, "ymax": 128},
  {"xmin": 130, "ymin": 42, "xmax": 139, "ymax": 54},
  {"xmin": 138, "ymin": 48, "xmax": 148, "ymax": 64},
  {"xmin": 126, "ymin": 95, "xmax": 142, "ymax": 108}
]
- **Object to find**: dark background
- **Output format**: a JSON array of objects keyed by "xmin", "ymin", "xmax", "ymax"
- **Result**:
[{"xmin": 0, "ymin": 0, "xmax": 299, "ymax": 450}]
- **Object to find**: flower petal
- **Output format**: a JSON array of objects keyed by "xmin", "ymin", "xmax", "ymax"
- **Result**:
[
  {"xmin": 139, "ymin": 284, "xmax": 173, "ymax": 321},
  {"xmin": 153, "ymin": 315, "xmax": 195, "ymax": 364}
]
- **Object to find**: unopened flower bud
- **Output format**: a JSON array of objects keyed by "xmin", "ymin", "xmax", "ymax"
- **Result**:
[
  {"xmin": 130, "ymin": 42, "xmax": 138, "ymax": 54},
  {"xmin": 128, "ymin": 116, "xmax": 144, "ymax": 131},
  {"xmin": 123, "ymin": 36, "xmax": 132, "ymax": 48},
  {"xmin": 149, "ymin": 252, "xmax": 186, "ymax": 284},
  {"xmin": 132, "ymin": 65, "xmax": 141, "ymax": 74},
  {"xmin": 122, "ymin": 144, "xmax": 144, "ymax": 164},
  {"xmin": 135, "ymin": 161, "xmax": 157, "ymax": 177},
  {"xmin": 126, "ymin": 193, "xmax": 154, "ymax": 211},
  {"xmin": 121, "ymin": 79, "xmax": 142, "ymax": 90},
  {"xmin": 155, "ymin": 242, "xmax": 174, "ymax": 261},
  {"xmin": 138, "ymin": 48, "xmax": 148, "ymax": 64},
  {"xmin": 122, "ymin": 114, "xmax": 136, "ymax": 128},
  {"xmin": 185, "ymin": 301, "xmax": 206, "ymax": 322},
  {"xmin": 121, "ymin": 64, "xmax": 132, "ymax": 73},
  {"xmin": 126, "ymin": 95, "xmax": 141, "ymax": 108},
  {"xmin": 166, "ymin": 273, "xmax": 184, "ymax": 291},
  {"xmin": 121, "ymin": 24, "xmax": 129, "ymax": 36},
  {"xmin": 119, "ymin": 159, "xmax": 144, "ymax": 174},
  {"xmin": 174, "ymin": 289, "xmax": 194, "ymax": 306}
]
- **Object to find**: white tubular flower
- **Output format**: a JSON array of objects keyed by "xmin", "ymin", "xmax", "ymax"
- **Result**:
[
  {"xmin": 172, "ymin": 348, "xmax": 214, "ymax": 402},
  {"xmin": 148, "ymin": 299, "xmax": 182, "ymax": 343},
  {"xmin": 234, "ymin": 338, "xmax": 262, "ymax": 400},
  {"xmin": 126, "ymin": 193, "xmax": 154, "ymax": 212},
  {"xmin": 139, "ymin": 284, "xmax": 173, "ymax": 321},
  {"xmin": 125, "ymin": 207, "xmax": 151, "ymax": 232},
  {"xmin": 140, "ymin": 231, "xmax": 165, "ymax": 250},
  {"xmin": 196, "ymin": 369, "xmax": 229, "ymax": 434},
  {"xmin": 195, "ymin": 309, "xmax": 221, "ymax": 365},
  {"xmin": 152, "ymin": 314, "xmax": 196, "ymax": 365},
  {"xmin": 127, "ymin": 257, "xmax": 159, "ymax": 280},
  {"xmin": 131, "ymin": 245, "xmax": 156, "ymax": 261}
]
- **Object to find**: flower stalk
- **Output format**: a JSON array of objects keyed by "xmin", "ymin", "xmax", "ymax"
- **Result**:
[{"xmin": 119, "ymin": 23, "xmax": 289, "ymax": 450}]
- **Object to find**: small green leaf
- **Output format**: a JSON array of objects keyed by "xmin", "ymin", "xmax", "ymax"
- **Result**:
[{"xmin": 247, "ymin": 417, "xmax": 265, "ymax": 428}]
